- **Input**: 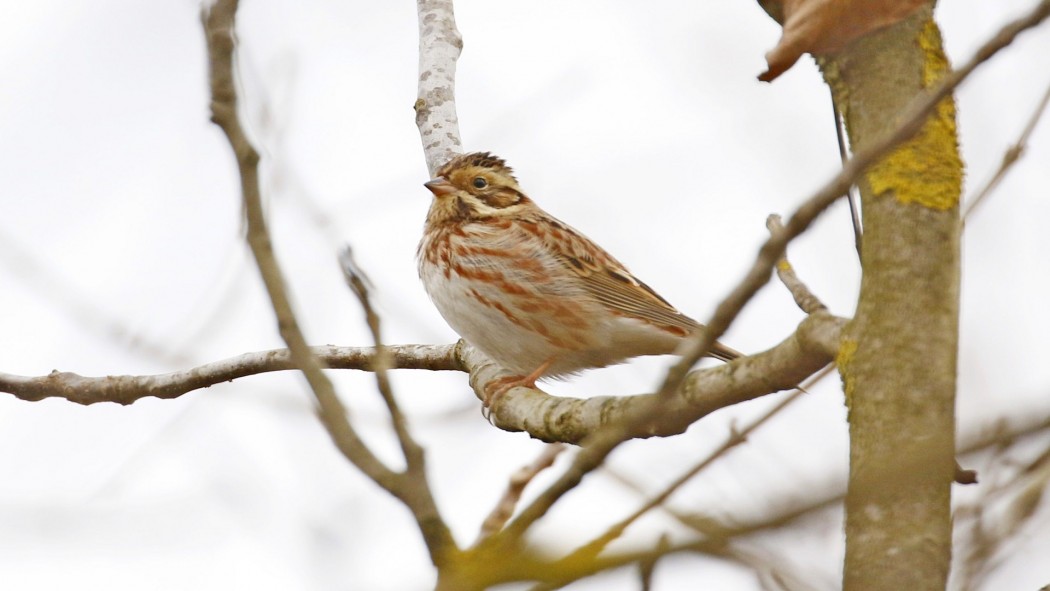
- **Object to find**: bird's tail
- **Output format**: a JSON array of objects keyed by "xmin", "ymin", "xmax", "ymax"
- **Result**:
[{"xmin": 709, "ymin": 341, "xmax": 742, "ymax": 363}]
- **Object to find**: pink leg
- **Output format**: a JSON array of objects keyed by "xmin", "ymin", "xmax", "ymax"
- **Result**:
[{"xmin": 482, "ymin": 359, "xmax": 554, "ymax": 415}]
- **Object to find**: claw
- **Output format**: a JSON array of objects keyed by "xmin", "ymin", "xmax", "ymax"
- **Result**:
[{"xmin": 480, "ymin": 359, "xmax": 553, "ymax": 422}]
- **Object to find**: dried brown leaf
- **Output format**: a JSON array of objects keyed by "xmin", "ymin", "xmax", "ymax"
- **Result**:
[{"xmin": 760, "ymin": 0, "xmax": 928, "ymax": 81}]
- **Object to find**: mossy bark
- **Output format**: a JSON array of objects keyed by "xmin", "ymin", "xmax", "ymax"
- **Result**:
[
  {"xmin": 821, "ymin": 6, "xmax": 962, "ymax": 590},
  {"xmin": 759, "ymin": 1, "xmax": 962, "ymax": 588}
]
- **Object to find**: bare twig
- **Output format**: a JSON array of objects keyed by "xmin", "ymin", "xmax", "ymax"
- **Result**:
[
  {"xmin": 638, "ymin": 535, "xmax": 669, "ymax": 591},
  {"xmin": 202, "ymin": 0, "xmax": 456, "ymax": 563},
  {"xmin": 955, "ymin": 434, "xmax": 1050, "ymax": 590},
  {"xmin": 0, "ymin": 229, "xmax": 196, "ymax": 368},
  {"xmin": 514, "ymin": 405, "xmax": 1050, "ymax": 591},
  {"xmin": 488, "ymin": 312, "xmax": 841, "ymax": 541},
  {"xmin": 830, "ymin": 89, "xmax": 863, "ymax": 257},
  {"xmin": 339, "ymin": 247, "xmax": 427, "ymax": 474},
  {"xmin": 554, "ymin": 366, "xmax": 833, "ymax": 568},
  {"xmin": 0, "ymin": 344, "xmax": 462, "ymax": 405},
  {"xmin": 767, "ymin": 214, "xmax": 828, "ymax": 314},
  {"xmin": 476, "ymin": 443, "xmax": 567, "ymax": 543},
  {"xmin": 962, "ymin": 77, "xmax": 1050, "ymax": 221}
]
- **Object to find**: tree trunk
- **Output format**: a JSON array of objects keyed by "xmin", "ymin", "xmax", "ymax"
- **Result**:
[{"xmin": 819, "ymin": 5, "xmax": 962, "ymax": 590}]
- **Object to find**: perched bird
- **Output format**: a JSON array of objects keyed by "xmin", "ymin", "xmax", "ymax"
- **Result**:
[{"xmin": 417, "ymin": 152, "xmax": 738, "ymax": 399}]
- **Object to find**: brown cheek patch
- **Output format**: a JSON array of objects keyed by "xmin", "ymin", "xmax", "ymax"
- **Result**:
[{"xmin": 455, "ymin": 197, "xmax": 473, "ymax": 219}]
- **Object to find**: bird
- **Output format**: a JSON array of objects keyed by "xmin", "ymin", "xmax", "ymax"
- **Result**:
[{"xmin": 417, "ymin": 152, "xmax": 739, "ymax": 403}]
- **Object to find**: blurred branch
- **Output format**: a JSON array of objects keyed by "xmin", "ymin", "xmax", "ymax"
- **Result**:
[
  {"xmin": 476, "ymin": 443, "xmax": 567, "ymax": 543},
  {"xmin": 528, "ymin": 416, "xmax": 1050, "ymax": 590},
  {"xmin": 549, "ymin": 368, "xmax": 832, "ymax": 574},
  {"xmin": 954, "ymin": 431, "xmax": 1050, "ymax": 590},
  {"xmin": 767, "ymin": 214, "xmax": 828, "ymax": 314},
  {"xmin": 202, "ymin": 0, "xmax": 456, "ymax": 564},
  {"xmin": 962, "ymin": 77, "xmax": 1050, "ymax": 221},
  {"xmin": 0, "ymin": 229, "xmax": 195, "ymax": 368},
  {"xmin": 339, "ymin": 247, "xmax": 428, "ymax": 478}
]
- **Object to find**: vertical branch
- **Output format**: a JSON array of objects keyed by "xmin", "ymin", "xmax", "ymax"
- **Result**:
[
  {"xmin": 822, "ymin": 7, "xmax": 961, "ymax": 591},
  {"xmin": 339, "ymin": 248, "xmax": 425, "ymax": 469},
  {"xmin": 415, "ymin": 0, "xmax": 465, "ymax": 175},
  {"xmin": 202, "ymin": 0, "xmax": 456, "ymax": 565}
]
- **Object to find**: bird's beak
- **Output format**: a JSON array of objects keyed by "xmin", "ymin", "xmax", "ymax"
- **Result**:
[{"xmin": 424, "ymin": 177, "xmax": 456, "ymax": 196}]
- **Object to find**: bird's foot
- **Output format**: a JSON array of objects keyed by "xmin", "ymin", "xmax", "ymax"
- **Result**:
[{"xmin": 481, "ymin": 359, "xmax": 552, "ymax": 421}]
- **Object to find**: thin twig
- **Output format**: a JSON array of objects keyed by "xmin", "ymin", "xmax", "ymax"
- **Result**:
[
  {"xmin": 0, "ymin": 230, "xmax": 196, "ymax": 368},
  {"xmin": 475, "ymin": 443, "xmax": 567, "ymax": 543},
  {"xmin": 0, "ymin": 344, "xmax": 462, "ymax": 405},
  {"xmin": 555, "ymin": 367, "xmax": 833, "ymax": 567},
  {"xmin": 638, "ymin": 535, "xmax": 669, "ymax": 591},
  {"xmin": 962, "ymin": 77, "xmax": 1050, "ymax": 221},
  {"xmin": 830, "ymin": 88, "xmax": 864, "ymax": 258},
  {"xmin": 202, "ymin": 0, "xmax": 456, "ymax": 563},
  {"xmin": 339, "ymin": 247, "xmax": 427, "ymax": 473},
  {"xmin": 955, "ymin": 433, "xmax": 1050, "ymax": 590},
  {"xmin": 767, "ymin": 214, "xmax": 828, "ymax": 314},
  {"xmin": 522, "ymin": 410, "xmax": 1050, "ymax": 590}
]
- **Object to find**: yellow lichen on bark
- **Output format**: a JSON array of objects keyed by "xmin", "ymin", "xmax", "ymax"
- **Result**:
[
  {"xmin": 866, "ymin": 19, "xmax": 962, "ymax": 211},
  {"xmin": 837, "ymin": 338, "xmax": 858, "ymax": 407}
]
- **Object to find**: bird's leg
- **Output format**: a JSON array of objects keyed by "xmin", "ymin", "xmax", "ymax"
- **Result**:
[{"xmin": 482, "ymin": 359, "xmax": 553, "ymax": 418}]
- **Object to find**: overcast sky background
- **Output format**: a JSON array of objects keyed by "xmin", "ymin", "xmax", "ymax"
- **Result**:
[{"xmin": 1, "ymin": 1, "xmax": 1049, "ymax": 589}]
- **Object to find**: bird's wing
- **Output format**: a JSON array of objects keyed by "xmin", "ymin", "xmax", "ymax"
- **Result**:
[
  {"xmin": 529, "ymin": 217, "xmax": 740, "ymax": 362},
  {"xmin": 528, "ymin": 217, "xmax": 693, "ymax": 329}
]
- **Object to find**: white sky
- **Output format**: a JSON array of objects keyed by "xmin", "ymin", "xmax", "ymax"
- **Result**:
[{"xmin": 1, "ymin": 1, "xmax": 1049, "ymax": 590}]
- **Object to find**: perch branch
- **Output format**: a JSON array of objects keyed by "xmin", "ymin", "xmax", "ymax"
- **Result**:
[
  {"xmin": 472, "ymin": 311, "xmax": 844, "ymax": 444},
  {"xmin": 0, "ymin": 344, "xmax": 461, "ymax": 405}
]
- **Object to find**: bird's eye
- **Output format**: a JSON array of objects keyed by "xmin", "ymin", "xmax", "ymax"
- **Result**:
[{"xmin": 472, "ymin": 177, "xmax": 487, "ymax": 189}]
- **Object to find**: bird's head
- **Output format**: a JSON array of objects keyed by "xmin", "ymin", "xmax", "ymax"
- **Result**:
[{"xmin": 423, "ymin": 152, "xmax": 532, "ymax": 223}]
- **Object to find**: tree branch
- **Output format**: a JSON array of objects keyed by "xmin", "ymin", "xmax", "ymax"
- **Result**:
[
  {"xmin": 767, "ymin": 214, "xmax": 827, "ymax": 314},
  {"xmin": 203, "ymin": 0, "xmax": 457, "ymax": 564},
  {"xmin": 471, "ymin": 311, "xmax": 843, "ymax": 444},
  {"xmin": 415, "ymin": 0, "xmax": 464, "ymax": 174},
  {"xmin": 340, "ymin": 247, "xmax": 429, "ymax": 479},
  {"xmin": 476, "ymin": 443, "xmax": 567, "ymax": 542},
  {"xmin": 0, "ymin": 344, "xmax": 462, "ymax": 405}
]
